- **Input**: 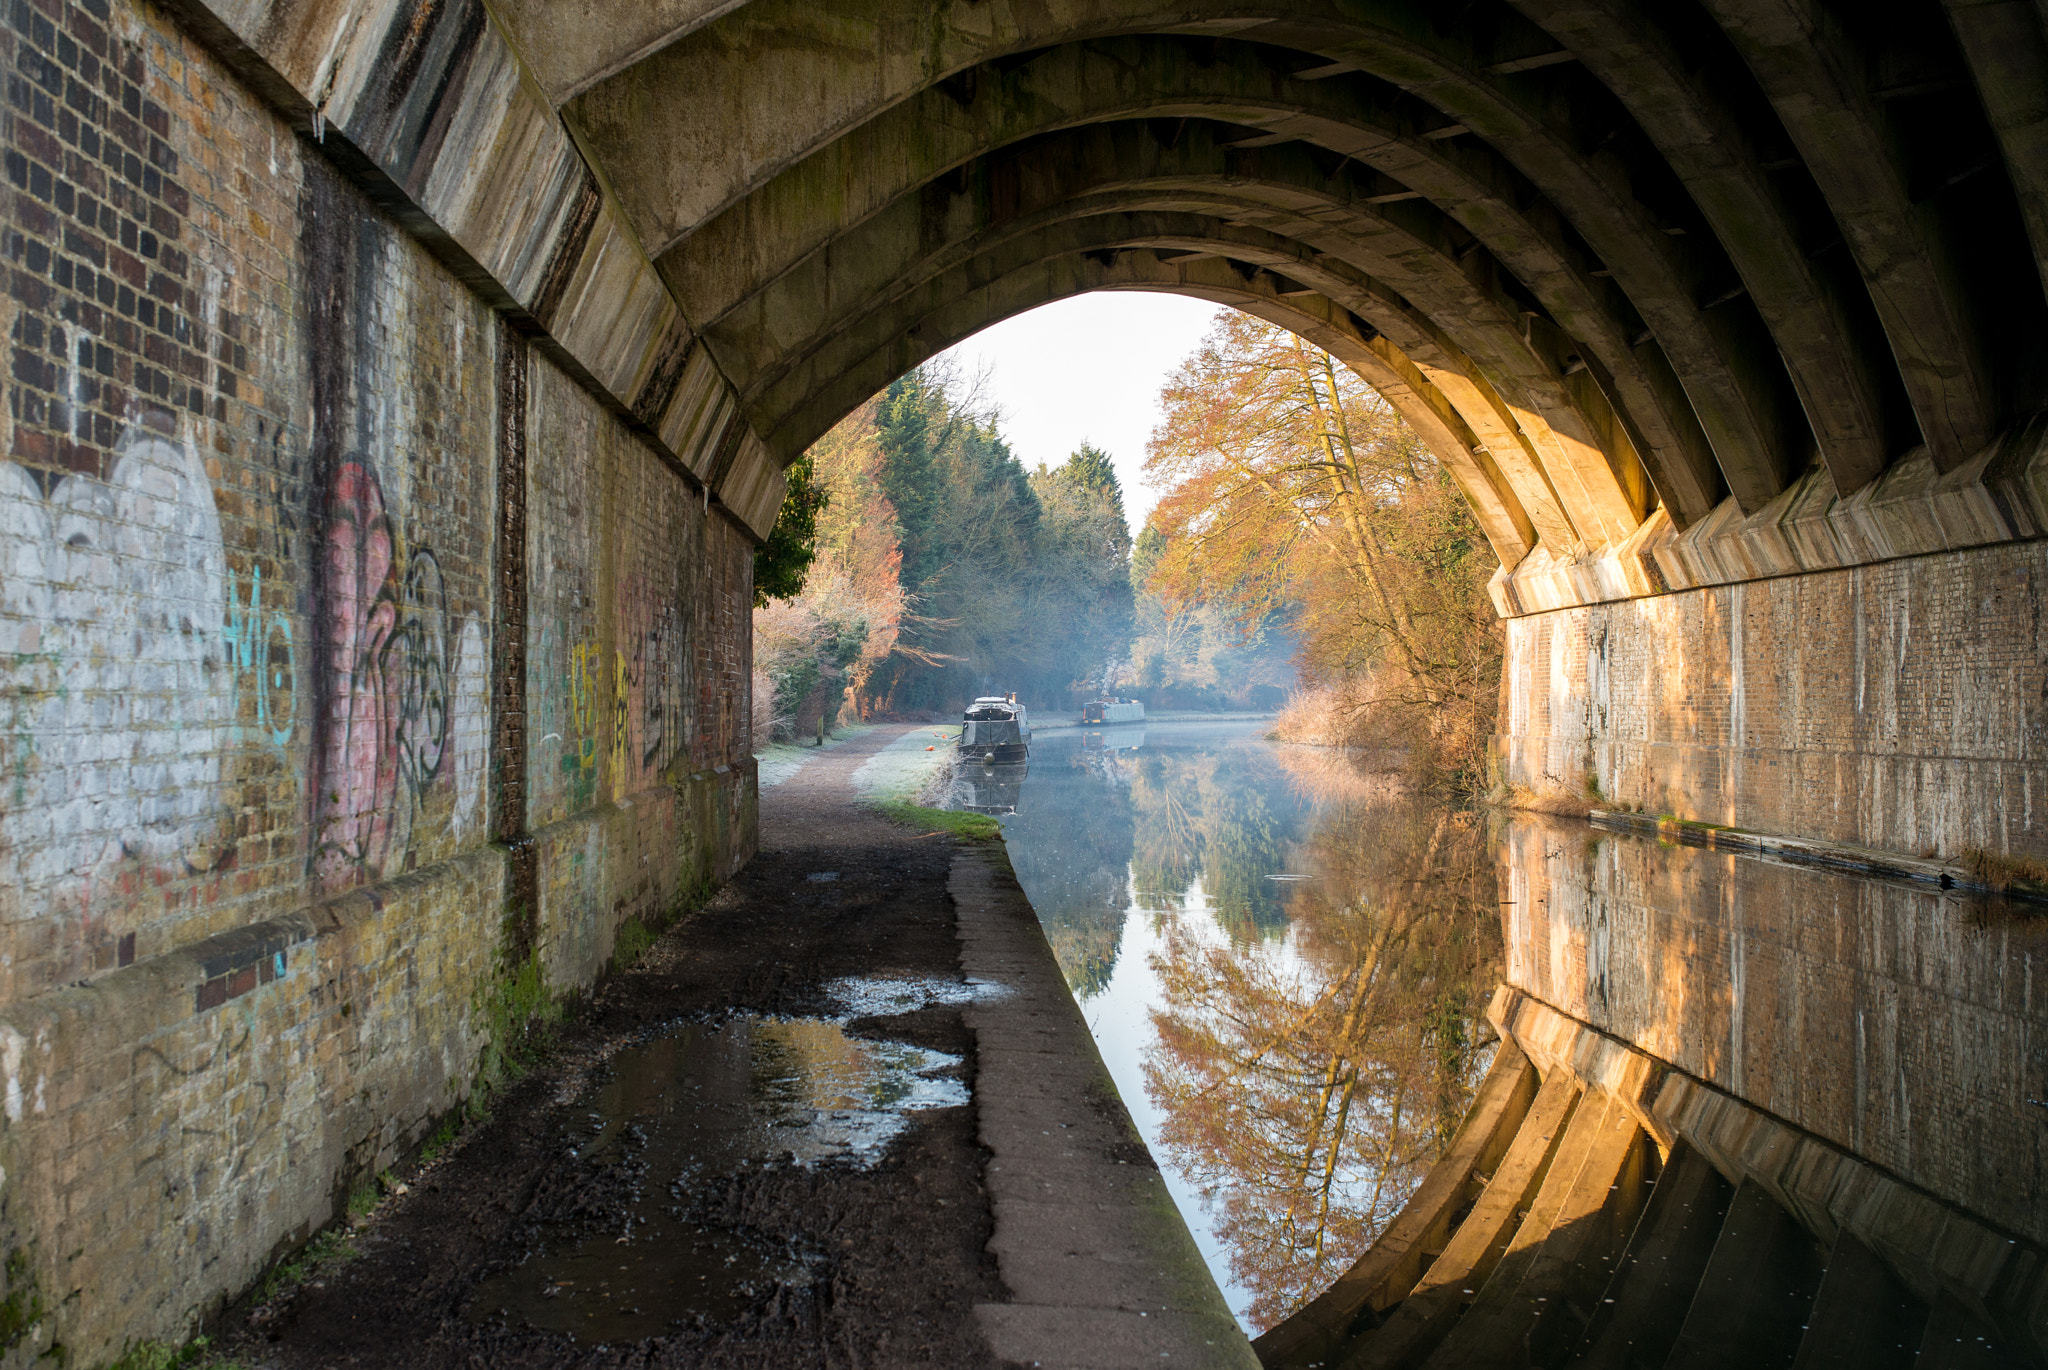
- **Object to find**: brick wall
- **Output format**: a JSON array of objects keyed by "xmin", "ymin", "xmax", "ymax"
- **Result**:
[
  {"xmin": 1495, "ymin": 542, "xmax": 2048, "ymax": 861},
  {"xmin": 0, "ymin": 0, "xmax": 757, "ymax": 1362}
]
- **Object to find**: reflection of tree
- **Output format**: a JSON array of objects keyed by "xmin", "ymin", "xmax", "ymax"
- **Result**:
[
  {"xmin": 1143, "ymin": 792, "xmax": 1502, "ymax": 1333},
  {"xmin": 1003, "ymin": 748, "xmax": 1137, "ymax": 997},
  {"xmin": 1130, "ymin": 752, "xmax": 1204, "ymax": 912},
  {"xmin": 1200, "ymin": 753, "xmax": 1289, "ymax": 941}
]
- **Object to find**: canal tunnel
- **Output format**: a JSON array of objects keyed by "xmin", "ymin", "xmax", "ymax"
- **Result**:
[{"xmin": 0, "ymin": 0, "xmax": 2045, "ymax": 1361}]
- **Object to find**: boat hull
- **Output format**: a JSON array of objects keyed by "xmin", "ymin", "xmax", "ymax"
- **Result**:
[{"xmin": 959, "ymin": 742, "xmax": 1030, "ymax": 764}]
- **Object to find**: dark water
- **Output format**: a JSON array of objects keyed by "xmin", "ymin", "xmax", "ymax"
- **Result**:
[{"xmin": 967, "ymin": 719, "xmax": 1505, "ymax": 1333}]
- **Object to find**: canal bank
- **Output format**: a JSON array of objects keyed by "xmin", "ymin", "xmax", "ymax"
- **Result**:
[{"xmin": 217, "ymin": 723, "xmax": 1253, "ymax": 1369}]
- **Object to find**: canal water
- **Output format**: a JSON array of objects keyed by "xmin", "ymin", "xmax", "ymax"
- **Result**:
[
  {"xmin": 953, "ymin": 717, "xmax": 2047, "ymax": 1339},
  {"xmin": 953, "ymin": 718, "xmax": 1507, "ymax": 1334}
]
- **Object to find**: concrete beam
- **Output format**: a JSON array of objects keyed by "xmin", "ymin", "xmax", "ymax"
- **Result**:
[
  {"xmin": 757, "ymin": 246, "xmax": 1541, "ymax": 568},
  {"xmin": 658, "ymin": 34, "xmax": 1727, "ymax": 524},
  {"xmin": 1700, "ymin": 0, "xmax": 2001, "ymax": 471},
  {"xmin": 740, "ymin": 214, "xmax": 1588, "ymax": 554},
  {"xmin": 1941, "ymin": 1, "xmax": 2048, "ymax": 305},
  {"xmin": 566, "ymin": 0, "xmax": 1805, "ymax": 510},
  {"xmin": 1507, "ymin": 0, "xmax": 1905, "ymax": 497},
  {"xmin": 707, "ymin": 126, "xmax": 1651, "ymax": 545}
]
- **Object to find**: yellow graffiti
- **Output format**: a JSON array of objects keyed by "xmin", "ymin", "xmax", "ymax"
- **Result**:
[{"xmin": 569, "ymin": 640, "xmax": 603, "ymax": 779}]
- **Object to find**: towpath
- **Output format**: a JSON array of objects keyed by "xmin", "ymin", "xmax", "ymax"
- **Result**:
[{"xmin": 223, "ymin": 723, "xmax": 1251, "ymax": 1369}]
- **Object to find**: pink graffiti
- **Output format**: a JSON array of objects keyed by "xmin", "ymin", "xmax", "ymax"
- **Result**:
[{"xmin": 311, "ymin": 460, "xmax": 403, "ymax": 890}]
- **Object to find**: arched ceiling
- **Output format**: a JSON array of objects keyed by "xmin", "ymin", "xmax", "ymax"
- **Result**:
[{"xmin": 487, "ymin": 0, "xmax": 2048, "ymax": 569}]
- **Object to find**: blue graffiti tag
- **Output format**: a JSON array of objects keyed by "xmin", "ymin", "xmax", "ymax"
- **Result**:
[{"xmin": 222, "ymin": 563, "xmax": 297, "ymax": 748}]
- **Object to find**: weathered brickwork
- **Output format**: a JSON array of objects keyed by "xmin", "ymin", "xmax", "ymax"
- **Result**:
[
  {"xmin": 1497, "ymin": 542, "xmax": 2048, "ymax": 860},
  {"xmin": 521, "ymin": 356, "xmax": 754, "ymax": 996},
  {"xmin": 0, "ymin": 0, "xmax": 758, "ymax": 1362},
  {"xmin": 1497, "ymin": 813, "xmax": 2046, "ymax": 1247}
]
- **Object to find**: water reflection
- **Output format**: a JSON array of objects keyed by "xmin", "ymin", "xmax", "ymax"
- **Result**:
[
  {"xmin": 989, "ymin": 721, "xmax": 1502, "ymax": 1331},
  {"xmin": 944, "ymin": 761, "xmax": 1029, "ymax": 815}
]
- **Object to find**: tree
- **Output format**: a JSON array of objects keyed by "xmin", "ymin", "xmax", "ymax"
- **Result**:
[
  {"xmin": 1029, "ymin": 445, "xmax": 1136, "ymax": 694},
  {"xmin": 764, "ymin": 363, "xmax": 1140, "ymax": 720},
  {"xmin": 1144, "ymin": 312, "xmax": 1501, "ymax": 790},
  {"xmin": 752, "ymin": 449, "xmax": 828, "ymax": 607}
]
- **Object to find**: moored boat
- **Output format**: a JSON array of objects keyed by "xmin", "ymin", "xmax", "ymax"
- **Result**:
[
  {"xmin": 959, "ymin": 694, "xmax": 1031, "ymax": 763},
  {"xmin": 1080, "ymin": 696, "xmax": 1145, "ymax": 724}
]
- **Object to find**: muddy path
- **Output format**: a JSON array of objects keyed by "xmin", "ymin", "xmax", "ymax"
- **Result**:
[{"xmin": 227, "ymin": 726, "xmax": 1011, "ymax": 1369}]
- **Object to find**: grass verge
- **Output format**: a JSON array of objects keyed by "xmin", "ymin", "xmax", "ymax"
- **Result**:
[{"xmin": 872, "ymin": 799, "xmax": 1002, "ymax": 843}]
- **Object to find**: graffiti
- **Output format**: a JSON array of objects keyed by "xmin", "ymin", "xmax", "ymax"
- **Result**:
[
  {"xmin": 565, "ymin": 636, "xmax": 603, "ymax": 806},
  {"xmin": 222, "ymin": 562, "xmax": 297, "ymax": 749},
  {"xmin": 620, "ymin": 576, "xmax": 686, "ymax": 782},
  {"xmin": 450, "ymin": 619, "xmax": 486, "ymax": 839},
  {"xmin": 309, "ymin": 457, "xmax": 482, "ymax": 890},
  {"xmin": 0, "ymin": 427, "xmax": 234, "ymax": 905},
  {"xmin": 611, "ymin": 650, "xmax": 630, "ymax": 784},
  {"xmin": 393, "ymin": 551, "xmax": 452, "ymax": 797}
]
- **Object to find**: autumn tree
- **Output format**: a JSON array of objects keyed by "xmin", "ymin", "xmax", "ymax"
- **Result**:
[{"xmin": 1144, "ymin": 312, "xmax": 1502, "ymax": 790}]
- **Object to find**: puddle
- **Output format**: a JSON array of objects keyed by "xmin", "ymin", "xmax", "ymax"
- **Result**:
[
  {"xmin": 472, "ymin": 983, "xmax": 976, "ymax": 1342},
  {"xmin": 824, "ymin": 974, "xmax": 991, "ymax": 1017}
]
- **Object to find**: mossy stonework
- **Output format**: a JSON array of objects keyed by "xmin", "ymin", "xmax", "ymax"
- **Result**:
[{"xmin": 0, "ymin": 0, "xmax": 756, "ymax": 1362}]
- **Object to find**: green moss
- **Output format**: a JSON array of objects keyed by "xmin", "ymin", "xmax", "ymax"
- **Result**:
[
  {"xmin": 472, "ymin": 949, "xmax": 559, "ymax": 1097},
  {"xmin": 102, "ymin": 1334, "xmax": 249, "ymax": 1370},
  {"xmin": 0, "ymin": 1245, "xmax": 43, "ymax": 1352},
  {"xmin": 417, "ymin": 1116, "xmax": 460, "ymax": 1165},
  {"xmin": 254, "ymin": 1225, "xmax": 356, "ymax": 1309},
  {"xmin": 872, "ymin": 800, "xmax": 1002, "ymax": 843},
  {"xmin": 612, "ymin": 914, "xmax": 655, "ymax": 970}
]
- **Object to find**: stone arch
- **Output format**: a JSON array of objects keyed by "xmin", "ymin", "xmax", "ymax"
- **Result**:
[{"xmin": 765, "ymin": 247, "xmax": 1541, "ymax": 565}]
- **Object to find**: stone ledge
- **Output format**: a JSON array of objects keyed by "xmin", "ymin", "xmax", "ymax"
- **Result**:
[
  {"xmin": 1586, "ymin": 809, "xmax": 2048, "ymax": 903},
  {"xmin": 1491, "ymin": 419, "xmax": 2048, "ymax": 616},
  {"xmin": 950, "ymin": 844, "xmax": 1258, "ymax": 1370}
]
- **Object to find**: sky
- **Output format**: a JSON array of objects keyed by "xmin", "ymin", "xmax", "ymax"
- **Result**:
[{"xmin": 934, "ymin": 292, "xmax": 1223, "ymax": 533}]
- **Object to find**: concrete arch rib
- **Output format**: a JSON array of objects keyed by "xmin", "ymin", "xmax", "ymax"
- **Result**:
[
  {"xmin": 762, "ymin": 249, "xmax": 1539, "ymax": 566},
  {"xmin": 1941, "ymin": 1, "xmax": 2048, "ymax": 307},
  {"xmin": 1506, "ymin": 0, "xmax": 1900, "ymax": 497},
  {"xmin": 1698, "ymin": 0, "xmax": 1998, "ymax": 471},
  {"xmin": 570, "ymin": 0, "xmax": 1800, "ymax": 511},
  {"xmin": 744, "ymin": 209, "xmax": 1583, "ymax": 551},
  {"xmin": 707, "ymin": 135, "xmax": 1646, "ymax": 546},
  {"xmin": 657, "ymin": 35, "xmax": 1719, "ymax": 526}
]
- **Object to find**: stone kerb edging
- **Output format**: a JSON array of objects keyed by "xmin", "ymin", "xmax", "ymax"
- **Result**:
[
  {"xmin": 158, "ymin": 0, "xmax": 787, "ymax": 541},
  {"xmin": 1489, "ymin": 985, "xmax": 2048, "ymax": 1356},
  {"xmin": 1490, "ymin": 420, "xmax": 2048, "ymax": 617}
]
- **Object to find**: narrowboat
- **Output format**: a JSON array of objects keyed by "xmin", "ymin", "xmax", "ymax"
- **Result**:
[
  {"xmin": 1081, "ymin": 697, "xmax": 1145, "ymax": 724},
  {"xmin": 959, "ymin": 694, "xmax": 1031, "ymax": 763}
]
